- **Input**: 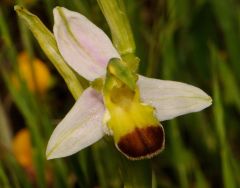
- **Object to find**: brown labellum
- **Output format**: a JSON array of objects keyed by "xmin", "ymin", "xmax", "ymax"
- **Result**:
[{"xmin": 117, "ymin": 125, "xmax": 165, "ymax": 160}]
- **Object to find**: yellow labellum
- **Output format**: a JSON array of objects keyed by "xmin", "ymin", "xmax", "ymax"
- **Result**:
[{"xmin": 104, "ymin": 83, "xmax": 165, "ymax": 160}]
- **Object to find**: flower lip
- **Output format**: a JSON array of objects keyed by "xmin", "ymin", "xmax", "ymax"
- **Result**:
[
  {"xmin": 46, "ymin": 87, "xmax": 105, "ymax": 160},
  {"xmin": 116, "ymin": 124, "xmax": 165, "ymax": 160}
]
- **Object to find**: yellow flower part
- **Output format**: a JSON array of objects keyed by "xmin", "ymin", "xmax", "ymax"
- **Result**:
[
  {"xmin": 104, "ymin": 76, "xmax": 165, "ymax": 160},
  {"xmin": 13, "ymin": 52, "xmax": 52, "ymax": 94},
  {"xmin": 12, "ymin": 128, "xmax": 33, "ymax": 169}
]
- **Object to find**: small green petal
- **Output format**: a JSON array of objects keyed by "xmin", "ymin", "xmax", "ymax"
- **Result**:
[{"xmin": 107, "ymin": 58, "xmax": 137, "ymax": 90}]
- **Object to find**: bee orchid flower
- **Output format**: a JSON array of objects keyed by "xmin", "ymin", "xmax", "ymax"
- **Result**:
[{"xmin": 46, "ymin": 7, "xmax": 212, "ymax": 160}]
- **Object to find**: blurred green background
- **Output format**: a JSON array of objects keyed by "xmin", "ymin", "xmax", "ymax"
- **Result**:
[{"xmin": 0, "ymin": 0, "xmax": 240, "ymax": 187}]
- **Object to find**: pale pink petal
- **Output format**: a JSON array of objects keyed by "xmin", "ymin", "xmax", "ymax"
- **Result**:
[
  {"xmin": 46, "ymin": 87, "xmax": 105, "ymax": 159},
  {"xmin": 53, "ymin": 7, "xmax": 120, "ymax": 81},
  {"xmin": 138, "ymin": 75, "xmax": 212, "ymax": 121}
]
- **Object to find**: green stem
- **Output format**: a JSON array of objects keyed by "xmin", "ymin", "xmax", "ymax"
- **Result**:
[
  {"xmin": 0, "ymin": 99, "xmax": 12, "ymax": 151},
  {"xmin": 0, "ymin": 161, "xmax": 11, "ymax": 188},
  {"xmin": 97, "ymin": 0, "xmax": 135, "ymax": 56},
  {"xmin": 210, "ymin": 44, "xmax": 237, "ymax": 188},
  {"xmin": 121, "ymin": 158, "xmax": 152, "ymax": 188},
  {"xmin": 0, "ymin": 7, "xmax": 17, "ymax": 63},
  {"xmin": 168, "ymin": 122, "xmax": 189, "ymax": 188}
]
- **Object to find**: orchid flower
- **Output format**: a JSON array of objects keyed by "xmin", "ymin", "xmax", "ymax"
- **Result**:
[{"xmin": 46, "ymin": 7, "xmax": 212, "ymax": 160}]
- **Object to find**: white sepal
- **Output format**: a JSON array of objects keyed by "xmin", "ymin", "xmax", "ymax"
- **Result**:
[
  {"xmin": 138, "ymin": 75, "xmax": 212, "ymax": 121},
  {"xmin": 46, "ymin": 87, "xmax": 105, "ymax": 159},
  {"xmin": 53, "ymin": 7, "xmax": 120, "ymax": 81}
]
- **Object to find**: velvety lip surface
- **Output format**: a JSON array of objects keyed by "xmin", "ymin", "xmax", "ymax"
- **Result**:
[{"xmin": 117, "ymin": 125, "xmax": 165, "ymax": 160}]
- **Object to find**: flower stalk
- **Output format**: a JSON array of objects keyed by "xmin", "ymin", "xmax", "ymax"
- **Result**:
[{"xmin": 97, "ymin": 0, "xmax": 135, "ymax": 56}]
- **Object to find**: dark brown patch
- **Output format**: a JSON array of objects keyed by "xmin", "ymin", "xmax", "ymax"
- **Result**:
[{"xmin": 117, "ymin": 125, "xmax": 165, "ymax": 160}]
